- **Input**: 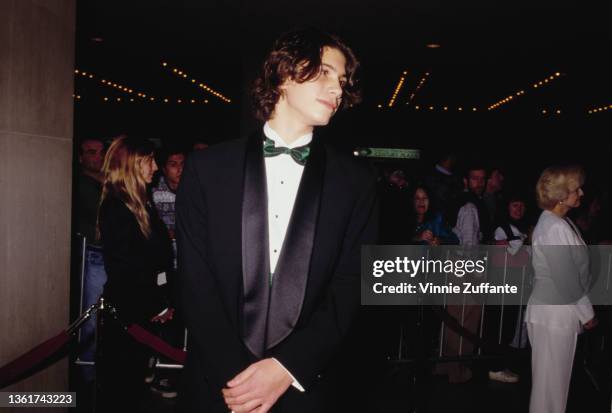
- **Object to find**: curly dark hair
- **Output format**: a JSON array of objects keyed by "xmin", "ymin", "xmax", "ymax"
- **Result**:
[{"xmin": 251, "ymin": 27, "xmax": 362, "ymax": 121}]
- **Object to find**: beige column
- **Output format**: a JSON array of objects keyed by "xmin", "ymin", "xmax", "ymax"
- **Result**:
[{"xmin": 0, "ymin": 0, "xmax": 76, "ymax": 408}]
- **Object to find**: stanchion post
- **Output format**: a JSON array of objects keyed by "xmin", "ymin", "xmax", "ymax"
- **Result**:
[
  {"xmin": 93, "ymin": 297, "xmax": 105, "ymax": 413},
  {"xmin": 78, "ymin": 235, "xmax": 87, "ymax": 347}
]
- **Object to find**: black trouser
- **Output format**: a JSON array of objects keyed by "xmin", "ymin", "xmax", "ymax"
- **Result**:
[
  {"xmin": 483, "ymin": 304, "xmax": 520, "ymax": 372},
  {"xmin": 96, "ymin": 316, "xmax": 151, "ymax": 412}
]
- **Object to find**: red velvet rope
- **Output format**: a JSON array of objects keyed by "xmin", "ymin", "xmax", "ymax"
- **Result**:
[
  {"xmin": 0, "ymin": 331, "xmax": 71, "ymax": 389},
  {"xmin": 0, "ymin": 316, "xmax": 187, "ymax": 388},
  {"xmin": 126, "ymin": 324, "xmax": 187, "ymax": 364}
]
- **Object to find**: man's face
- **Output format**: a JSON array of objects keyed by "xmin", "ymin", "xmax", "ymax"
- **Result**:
[
  {"xmin": 388, "ymin": 171, "xmax": 407, "ymax": 189},
  {"xmin": 277, "ymin": 47, "xmax": 347, "ymax": 129},
  {"xmin": 488, "ymin": 169, "xmax": 504, "ymax": 192},
  {"xmin": 79, "ymin": 140, "xmax": 104, "ymax": 174},
  {"xmin": 468, "ymin": 169, "xmax": 486, "ymax": 196},
  {"xmin": 163, "ymin": 153, "xmax": 185, "ymax": 187}
]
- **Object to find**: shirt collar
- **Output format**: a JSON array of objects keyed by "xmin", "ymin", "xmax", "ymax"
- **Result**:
[{"xmin": 264, "ymin": 122, "xmax": 313, "ymax": 149}]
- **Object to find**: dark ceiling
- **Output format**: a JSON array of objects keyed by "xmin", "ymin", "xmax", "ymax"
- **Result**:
[{"xmin": 74, "ymin": 0, "xmax": 612, "ymax": 157}]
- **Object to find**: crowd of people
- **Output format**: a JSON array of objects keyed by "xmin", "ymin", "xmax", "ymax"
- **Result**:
[
  {"xmin": 379, "ymin": 156, "xmax": 611, "ymax": 411},
  {"xmin": 72, "ymin": 27, "xmax": 611, "ymax": 413},
  {"xmin": 76, "ymin": 136, "xmax": 205, "ymax": 405},
  {"xmin": 74, "ymin": 133, "xmax": 611, "ymax": 413}
]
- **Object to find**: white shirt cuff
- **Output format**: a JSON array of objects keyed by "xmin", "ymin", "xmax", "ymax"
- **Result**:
[
  {"xmin": 574, "ymin": 295, "xmax": 595, "ymax": 325},
  {"xmin": 271, "ymin": 357, "xmax": 305, "ymax": 392}
]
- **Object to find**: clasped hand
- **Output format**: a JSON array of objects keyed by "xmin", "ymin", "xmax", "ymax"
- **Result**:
[{"xmin": 222, "ymin": 358, "xmax": 293, "ymax": 413}]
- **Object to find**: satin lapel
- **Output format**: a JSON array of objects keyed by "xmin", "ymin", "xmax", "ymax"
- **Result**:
[
  {"xmin": 241, "ymin": 130, "xmax": 270, "ymax": 358},
  {"xmin": 266, "ymin": 134, "xmax": 326, "ymax": 349}
]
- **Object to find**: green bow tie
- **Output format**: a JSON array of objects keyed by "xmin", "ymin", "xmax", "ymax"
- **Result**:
[{"xmin": 263, "ymin": 137, "xmax": 311, "ymax": 166}]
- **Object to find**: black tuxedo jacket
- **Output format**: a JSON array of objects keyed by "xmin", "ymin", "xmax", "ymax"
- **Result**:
[{"xmin": 175, "ymin": 130, "xmax": 378, "ymax": 412}]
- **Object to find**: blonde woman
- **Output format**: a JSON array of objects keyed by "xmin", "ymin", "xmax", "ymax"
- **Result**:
[
  {"xmin": 526, "ymin": 165, "xmax": 597, "ymax": 413},
  {"xmin": 96, "ymin": 136, "xmax": 174, "ymax": 412}
]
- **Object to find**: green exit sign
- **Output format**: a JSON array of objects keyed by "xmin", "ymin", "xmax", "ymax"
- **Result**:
[{"xmin": 353, "ymin": 147, "xmax": 421, "ymax": 159}]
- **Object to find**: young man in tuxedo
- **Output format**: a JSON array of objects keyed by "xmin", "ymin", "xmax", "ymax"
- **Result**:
[{"xmin": 176, "ymin": 27, "xmax": 378, "ymax": 413}]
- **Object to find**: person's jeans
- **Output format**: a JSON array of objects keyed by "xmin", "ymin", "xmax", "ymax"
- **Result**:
[{"xmin": 79, "ymin": 245, "xmax": 107, "ymax": 381}]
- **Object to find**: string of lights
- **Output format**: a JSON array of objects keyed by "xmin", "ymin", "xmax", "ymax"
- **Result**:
[
  {"xmin": 161, "ymin": 62, "xmax": 231, "ymax": 103},
  {"xmin": 387, "ymin": 71, "xmax": 407, "ymax": 107},
  {"xmin": 73, "ymin": 95, "xmax": 211, "ymax": 104},
  {"xmin": 532, "ymin": 72, "xmax": 562, "ymax": 89},
  {"xmin": 74, "ymin": 70, "xmax": 94, "ymax": 79},
  {"xmin": 405, "ymin": 72, "xmax": 430, "ymax": 106},
  {"xmin": 75, "ymin": 69, "xmax": 152, "ymax": 100},
  {"xmin": 587, "ymin": 103, "xmax": 612, "ymax": 114},
  {"xmin": 74, "ymin": 68, "xmax": 216, "ymax": 104},
  {"xmin": 488, "ymin": 72, "xmax": 563, "ymax": 111},
  {"xmin": 412, "ymin": 105, "xmax": 478, "ymax": 112},
  {"xmin": 541, "ymin": 108, "xmax": 563, "ymax": 115}
]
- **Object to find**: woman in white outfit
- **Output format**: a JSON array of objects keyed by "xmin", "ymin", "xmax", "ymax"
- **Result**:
[{"xmin": 526, "ymin": 165, "xmax": 598, "ymax": 413}]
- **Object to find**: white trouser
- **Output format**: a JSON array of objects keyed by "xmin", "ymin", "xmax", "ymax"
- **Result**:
[{"xmin": 527, "ymin": 322, "xmax": 578, "ymax": 413}]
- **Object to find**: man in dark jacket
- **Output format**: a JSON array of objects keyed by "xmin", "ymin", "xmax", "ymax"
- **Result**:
[
  {"xmin": 176, "ymin": 28, "xmax": 378, "ymax": 413},
  {"xmin": 75, "ymin": 137, "xmax": 106, "ymax": 381}
]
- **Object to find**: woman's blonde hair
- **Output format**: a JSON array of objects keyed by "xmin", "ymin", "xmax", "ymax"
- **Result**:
[
  {"xmin": 536, "ymin": 165, "xmax": 585, "ymax": 210},
  {"xmin": 97, "ymin": 135, "xmax": 156, "ymax": 239}
]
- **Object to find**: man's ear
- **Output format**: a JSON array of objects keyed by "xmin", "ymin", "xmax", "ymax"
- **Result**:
[
  {"xmin": 280, "ymin": 74, "xmax": 298, "ymax": 88},
  {"xmin": 277, "ymin": 82, "xmax": 289, "ymax": 99}
]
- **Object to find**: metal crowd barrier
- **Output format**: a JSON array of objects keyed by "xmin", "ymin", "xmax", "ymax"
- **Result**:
[{"xmin": 391, "ymin": 245, "xmax": 612, "ymax": 363}]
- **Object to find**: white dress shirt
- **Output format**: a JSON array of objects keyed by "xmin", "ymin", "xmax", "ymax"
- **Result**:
[
  {"xmin": 263, "ymin": 122, "xmax": 312, "ymax": 274},
  {"xmin": 262, "ymin": 122, "xmax": 310, "ymax": 391}
]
